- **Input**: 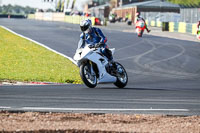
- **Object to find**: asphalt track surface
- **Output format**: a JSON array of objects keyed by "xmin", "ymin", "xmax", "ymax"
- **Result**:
[{"xmin": 0, "ymin": 19, "xmax": 200, "ymax": 115}]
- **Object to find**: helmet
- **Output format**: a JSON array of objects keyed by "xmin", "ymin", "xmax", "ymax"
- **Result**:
[
  {"xmin": 136, "ymin": 12, "xmax": 140, "ymax": 16},
  {"xmin": 80, "ymin": 19, "xmax": 92, "ymax": 33}
]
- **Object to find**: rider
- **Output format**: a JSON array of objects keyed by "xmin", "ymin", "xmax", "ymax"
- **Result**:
[
  {"xmin": 197, "ymin": 20, "xmax": 200, "ymax": 34},
  {"xmin": 79, "ymin": 19, "xmax": 113, "ymax": 62},
  {"xmin": 135, "ymin": 12, "xmax": 151, "ymax": 33}
]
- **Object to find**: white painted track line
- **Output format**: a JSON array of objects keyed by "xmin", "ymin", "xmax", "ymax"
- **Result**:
[
  {"xmin": 0, "ymin": 106, "xmax": 11, "ymax": 109},
  {"xmin": 22, "ymin": 107, "xmax": 189, "ymax": 112},
  {"xmin": 0, "ymin": 106, "xmax": 190, "ymax": 113}
]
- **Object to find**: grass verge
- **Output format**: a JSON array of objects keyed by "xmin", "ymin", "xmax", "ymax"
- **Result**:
[{"xmin": 0, "ymin": 27, "xmax": 82, "ymax": 84}]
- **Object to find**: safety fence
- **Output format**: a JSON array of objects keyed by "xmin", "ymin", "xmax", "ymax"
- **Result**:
[
  {"xmin": 146, "ymin": 20, "xmax": 197, "ymax": 35},
  {"xmin": 169, "ymin": 22, "xmax": 196, "ymax": 35},
  {"xmin": 28, "ymin": 13, "xmax": 96, "ymax": 26},
  {"xmin": 146, "ymin": 20, "xmax": 162, "ymax": 27},
  {"xmin": 28, "ymin": 13, "xmax": 197, "ymax": 35}
]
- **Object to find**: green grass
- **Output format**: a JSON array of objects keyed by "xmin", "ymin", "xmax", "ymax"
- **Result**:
[{"xmin": 0, "ymin": 27, "xmax": 82, "ymax": 84}]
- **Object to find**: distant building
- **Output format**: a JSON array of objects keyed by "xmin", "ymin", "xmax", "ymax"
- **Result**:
[
  {"xmin": 90, "ymin": 3, "xmax": 110, "ymax": 19},
  {"xmin": 113, "ymin": 0, "xmax": 151, "ymax": 7},
  {"xmin": 122, "ymin": 0, "xmax": 151, "ymax": 5},
  {"xmin": 180, "ymin": 7, "xmax": 200, "ymax": 23},
  {"xmin": 113, "ymin": 0, "xmax": 180, "ymax": 23},
  {"xmin": 92, "ymin": 0, "xmax": 109, "ymax": 6}
]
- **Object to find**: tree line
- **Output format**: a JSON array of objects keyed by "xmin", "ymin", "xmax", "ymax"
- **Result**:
[
  {"xmin": 0, "ymin": 5, "xmax": 36, "ymax": 15},
  {"xmin": 168, "ymin": 0, "xmax": 200, "ymax": 6}
]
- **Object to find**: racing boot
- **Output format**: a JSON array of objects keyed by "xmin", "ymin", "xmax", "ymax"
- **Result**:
[{"xmin": 147, "ymin": 28, "xmax": 151, "ymax": 33}]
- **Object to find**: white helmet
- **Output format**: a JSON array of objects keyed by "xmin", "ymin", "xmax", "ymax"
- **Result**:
[{"xmin": 80, "ymin": 19, "xmax": 92, "ymax": 33}]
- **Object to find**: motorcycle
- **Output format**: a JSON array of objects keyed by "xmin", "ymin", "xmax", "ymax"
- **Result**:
[
  {"xmin": 135, "ymin": 20, "xmax": 146, "ymax": 37},
  {"xmin": 73, "ymin": 40, "xmax": 128, "ymax": 88},
  {"xmin": 197, "ymin": 28, "xmax": 200, "ymax": 40}
]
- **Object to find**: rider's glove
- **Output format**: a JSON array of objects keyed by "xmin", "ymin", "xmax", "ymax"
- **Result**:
[
  {"xmin": 88, "ymin": 45, "xmax": 95, "ymax": 48},
  {"xmin": 96, "ymin": 43, "xmax": 104, "ymax": 48}
]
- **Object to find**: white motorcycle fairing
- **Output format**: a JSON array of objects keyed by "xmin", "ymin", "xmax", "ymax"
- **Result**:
[{"xmin": 74, "ymin": 44, "xmax": 117, "ymax": 84}]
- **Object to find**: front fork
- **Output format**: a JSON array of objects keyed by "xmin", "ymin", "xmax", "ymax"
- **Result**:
[{"xmin": 88, "ymin": 61, "xmax": 96, "ymax": 78}]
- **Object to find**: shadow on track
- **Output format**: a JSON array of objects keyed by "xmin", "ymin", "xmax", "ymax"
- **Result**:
[{"xmin": 83, "ymin": 86, "xmax": 169, "ymax": 91}]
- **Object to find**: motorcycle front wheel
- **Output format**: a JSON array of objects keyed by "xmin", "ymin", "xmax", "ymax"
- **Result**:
[
  {"xmin": 138, "ymin": 30, "xmax": 144, "ymax": 37},
  {"xmin": 80, "ymin": 63, "xmax": 97, "ymax": 88},
  {"xmin": 114, "ymin": 62, "xmax": 128, "ymax": 88}
]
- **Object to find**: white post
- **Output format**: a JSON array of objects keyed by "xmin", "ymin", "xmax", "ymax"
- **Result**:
[
  {"xmin": 119, "ymin": 0, "xmax": 122, "ymax": 7},
  {"xmin": 55, "ymin": 0, "xmax": 58, "ymax": 11},
  {"xmin": 64, "ymin": 0, "xmax": 67, "ymax": 13}
]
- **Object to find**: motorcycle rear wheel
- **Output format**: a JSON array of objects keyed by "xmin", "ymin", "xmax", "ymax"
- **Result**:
[
  {"xmin": 80, "ymin": 63, "xmax": 97, "ymax": 88},
  {"xmin": 114, "ymin": 62, "xmax": 128, "ymax": 88}
]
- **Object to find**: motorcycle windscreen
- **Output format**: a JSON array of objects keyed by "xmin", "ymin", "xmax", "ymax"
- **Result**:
[
  {"xmin": 77, "ymin": 39, "xmax": 85, "ymax": 49},
  {"xmin": 136, "ymin": 20, "xmax": 144, "ymax": 27},
  {"xmin": 139, "ymin": 21, "xmax": 145, "ymax": 28}
]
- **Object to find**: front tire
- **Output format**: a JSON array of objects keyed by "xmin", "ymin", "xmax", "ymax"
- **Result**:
[
  {"xmin": 114, "ymin": 62, "xmax": 128, "ymax": 88},
  {"xmin": 138, "ymin": 30, "xmax": 143, "ymax": 37},
  {"xmin": 80, "ymin": 63, "xmax": 97, "ymax": 88}
]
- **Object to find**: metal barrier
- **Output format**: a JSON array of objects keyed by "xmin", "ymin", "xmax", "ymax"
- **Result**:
[
  {"xmin": 28, "ymin": 13, "xmax": 96, "ymax": 26},
  {"xmin": 28, "ymin": 14, "xmax": 35, "ymax": 19},
  {"xmin": 178, "ymin": 22, "xmax": 186, "ymax": 33},
  {"xmin": 65, "ymin": 16, "xmax": 95, "ymax": 25},
  {"xmin": 28, "ymin": 13, "xmax": 197, "ymax": 35},
  {"xmin": 162, "ymin": 22, "xmax": 169, "ymax": 31},
  {"xmin": 146, "ymin": 19, "xmax": 197, "ymax": 35}
]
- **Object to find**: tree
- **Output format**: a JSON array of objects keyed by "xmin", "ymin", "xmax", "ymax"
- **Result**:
[
  {"xmin": 56, "ymin": 0, "xmax": 62, "ymax": 12},
  {"xmin": 0, "ymin": 5, "xmax": 36, "ymax": 15},
  {"xmin": 61, "ymin": 0, "xmax": 65, "ymax": 12},
  {"xmin": 168, "ymin": 0, "xmax": 200, "ymax": 6}
]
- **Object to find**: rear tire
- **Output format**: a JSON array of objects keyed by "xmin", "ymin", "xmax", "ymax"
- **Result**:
[
  {"xmin": 138, "ymin": 30, "xmax": 143, "ymax": 37},
  {"xmin": 114, "ymin": 62, "xmax": 128, "ymax": 88},
  {"xmin": 80, "ymin": 63, "xmax": 97, "ymax": 88}
]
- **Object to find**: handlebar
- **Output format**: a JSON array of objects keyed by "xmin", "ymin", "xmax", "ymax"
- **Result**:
[{"xmin": 88, "ymin": 43, "xmax": 104, "ymax": 49}]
